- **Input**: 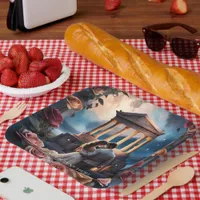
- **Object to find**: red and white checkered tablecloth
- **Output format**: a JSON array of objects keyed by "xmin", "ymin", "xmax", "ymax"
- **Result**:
[{"xmin": 0, "ymin": 39, "xmax": 200, "ymax": 200}]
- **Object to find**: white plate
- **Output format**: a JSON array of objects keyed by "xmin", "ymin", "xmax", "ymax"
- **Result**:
[{"xmin": 0, "ymin": 65, "xmax": 70, "ymax": 98}]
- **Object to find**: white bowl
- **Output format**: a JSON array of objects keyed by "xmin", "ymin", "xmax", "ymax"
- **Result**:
[{"xmin": 0, "ymin": 65, "xmax": 70, "ymax": 98}]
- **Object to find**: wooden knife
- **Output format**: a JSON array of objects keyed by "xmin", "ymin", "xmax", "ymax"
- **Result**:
[{"xmin": 120, "ymin": 151, "xmax": 199, "ymax": 196}]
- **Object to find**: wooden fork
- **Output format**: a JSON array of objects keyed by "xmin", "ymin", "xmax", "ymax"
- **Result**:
[{"xmin": 0, "ymin": 102, "xmax": 27, "ymax": 124}]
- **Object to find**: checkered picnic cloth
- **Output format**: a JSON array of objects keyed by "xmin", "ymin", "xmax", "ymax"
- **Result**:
[{"xmin": 0, "ymin": 39, "xmax": 199, "ymax": 200}]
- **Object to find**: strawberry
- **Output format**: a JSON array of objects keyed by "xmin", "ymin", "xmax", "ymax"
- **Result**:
[
  {"xmin": 28, "ymin": 47, "xmax": 44, "ymax": 61},
  {"xmin": 29, "ymin": 61, "xmax": 48, "ymax": 72},
  {"xmin": 8, "ymin": 44, "xmax": 27, "ymax": 59},
  {"xmin": 13, "ymin": 53, "xmax": 29, "ymax": 75},
  {"xmin": 105, "ymin": 0, "xmax": 121, "ymax": 11},
  {"xmin": 1, "ymin": 57, "xmax": 14, "ymax": 68},
  {"xmin": 43, "ymin": 58, "xmax": 62, "ymax": 82},
  {"xmin": 44, "ymin": 58, "xmax": 62, "ymax": 70},
  {"xmin": 0, "ymin": 51, "xmax": 5, "ymax": 58},
  {"xmin": 0, "ymin": 61, "xmax": 8, "ymax": 73},
  {"xmin": 170, "ymin": 0, "xmax": 188, "ymax": 15},
  {"xmin": 0, "ymin": 57, "xmax": 14, "ymax": 73},
  {"xmin": 1, "ymin": 68, "xmax": 18, "ymax": 87},
  {"xmin": 44, "ymin": 67, "xmax": 61, "ymax": 82},
  {"xmin": 18, "ymin": 71, "xmax": 48, "ymax": 88}
]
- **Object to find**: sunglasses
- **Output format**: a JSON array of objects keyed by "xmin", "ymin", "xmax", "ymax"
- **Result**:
[{"xmin": 142, "ymin": 23, "xmax": 200, "ymax": 59}]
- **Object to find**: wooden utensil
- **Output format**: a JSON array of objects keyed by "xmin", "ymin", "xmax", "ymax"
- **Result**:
[
  {"xmin": 120, "ymin": 151, "xmax": 198, "ymax": 195},
  {"xmin": 0, "ymin": 102, "xmax": 27, "ymax": 124},
  {"xmin": 141, "ymin": 166, "xmax": 195, "ymax": 200}
]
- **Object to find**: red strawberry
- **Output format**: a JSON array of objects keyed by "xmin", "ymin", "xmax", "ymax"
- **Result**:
[
  {"xmin": 1, "ymin": 57, "xmax": 14, "ymax": 68},
  {"xmin": 8, "ymin": 44, "xmax": 27, "ymax": 59},
  {"xmin": 105, "ymin": 0, "xmax": 121, "ymax": 11},
  {"xmin": 43, "ymin": 58, "xmax": 62, "ymax": 82},
  {"xmin": 18, "ymin": 71, "xmax": 48, "ymax": 88},
  {"xmin": 0, "ymin": 51, "xmax": 5, "ymax": 58},
  {"xmin": 29, "ymin": 61, "xmax": 48, "ymax": 72},
  {"xmin": 1, "ymin": 68, "xmax": 18, "ymax": 87},
  {"xmin": 28, "ymin": 47, "xmax": 44, "ymax": 61},
  {"xmin": 44, "ymin": 67, "xmax": 61, "ymax": 82},
  {"xmin": 170, "ymin": 0, "xmax": 188, "ymax": 14},
  {"xmin": 0, "ymin": 57, "xmax": 14, "ymax": 73},
  {"xmin": 44, "ymin": 58, "xmax": 62, "ymax": 70},
  {"xmin": 13, "ymin": 53, "xmax": 29, "ymax": 75}
]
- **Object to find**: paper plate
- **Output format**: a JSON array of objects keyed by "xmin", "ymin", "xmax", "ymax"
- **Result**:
[
  {"xmin": 5, "ymin": 86, "xmax": 196, "ymax": 188},
  {"xmin": 0, "ymin": 65, "xmax": 70, "ymax": 98}
]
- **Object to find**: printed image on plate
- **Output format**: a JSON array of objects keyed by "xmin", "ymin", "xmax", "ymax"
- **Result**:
[{"xmin": 5, "ymin": 86, "xmax": 196, "ymax": 188}]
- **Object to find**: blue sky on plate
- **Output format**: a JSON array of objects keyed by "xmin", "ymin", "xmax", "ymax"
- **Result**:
[{"xmin": 56, "ymin": 93, "xmax": 188, "ymax": 169}]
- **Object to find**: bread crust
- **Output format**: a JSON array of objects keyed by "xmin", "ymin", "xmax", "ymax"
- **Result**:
[{"xmin": 65, "ymin": 22, "xmax": 200, "ymax": 116}]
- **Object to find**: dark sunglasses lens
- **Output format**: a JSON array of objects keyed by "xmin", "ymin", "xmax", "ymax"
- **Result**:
[
  {"xmin": 171, "ymin": 38, "xmax": 199, "ymax": 59},
  {"xmin": 144, "ymin": 30, "xmax": 166, "ymax": 51}
]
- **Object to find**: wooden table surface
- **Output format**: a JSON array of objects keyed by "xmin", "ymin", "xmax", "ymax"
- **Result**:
[{"xmin": 0, "ymin": 0, "xmax": 200, "ymax": 40}]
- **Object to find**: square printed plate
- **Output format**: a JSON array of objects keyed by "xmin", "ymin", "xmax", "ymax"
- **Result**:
[{"xmin": 5, "ymin": 86, "xmax": 196, "ymax": 188}]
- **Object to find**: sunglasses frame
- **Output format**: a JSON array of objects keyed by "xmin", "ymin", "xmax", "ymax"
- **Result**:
[{"xmin": 142, "ymin": 23, "xmax": 200, "ymax": 58}]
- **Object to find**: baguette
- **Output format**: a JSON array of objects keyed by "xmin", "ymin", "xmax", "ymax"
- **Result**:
[{"xmin": 65, "ymin": 22, "xmax": 200, "ymax": 116}]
